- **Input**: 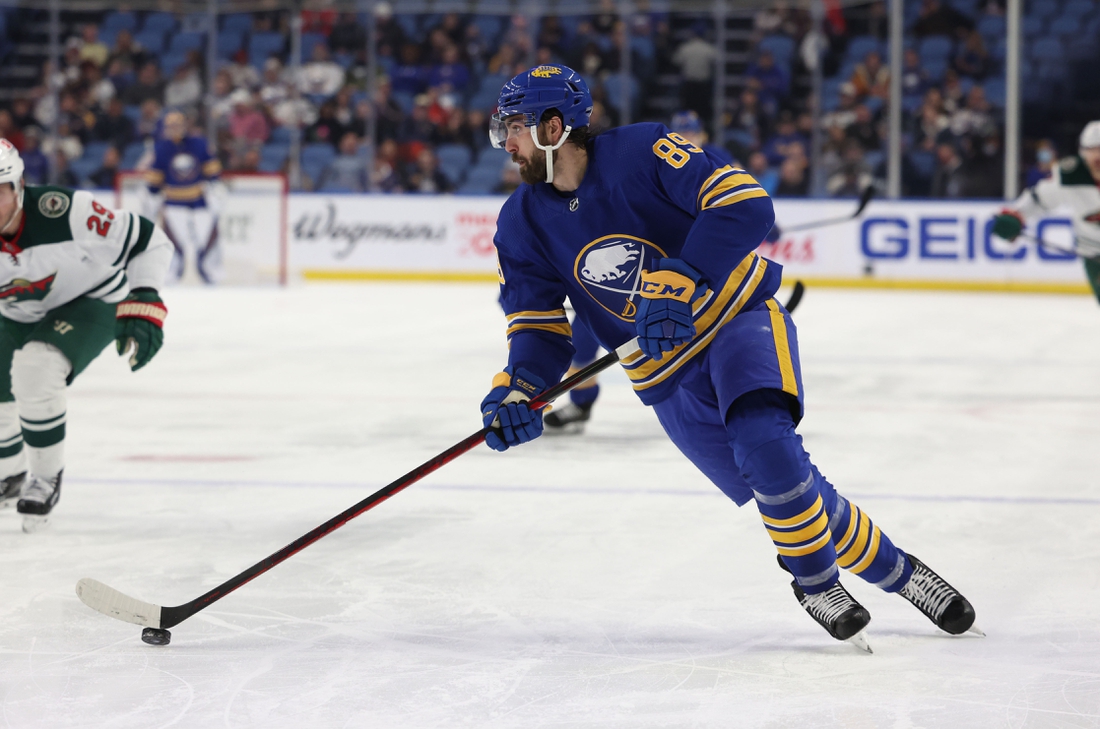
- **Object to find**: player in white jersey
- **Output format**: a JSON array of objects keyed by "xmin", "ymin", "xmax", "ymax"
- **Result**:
[
  {"xmin": 994, "ymin": 121, "xmax": 1100, "ymax": 301},
  {"xmin": 145, "ymin": 111, "xmax": 225, "ymax": 284},
  {"xmin": 0, "ymin": 139, "xmax": 173, "ymax": 531}
]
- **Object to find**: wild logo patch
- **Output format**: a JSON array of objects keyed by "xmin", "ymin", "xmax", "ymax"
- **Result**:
[
  {"xmin": 37, "ymin": 192, "xmax": 70, "ymax": 219},
  {"xmin": 1085, "ymin": 210, "xmax": 1100, "ymax": 224},
  {"xmin": 0, "ymin": 274, "xmax": 56, "ymax": 302},
  {"xmin": 574, "ymin": 234, "xmax": 668, "ymax": 321}
]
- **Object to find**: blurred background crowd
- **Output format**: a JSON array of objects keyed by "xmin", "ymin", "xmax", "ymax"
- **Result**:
[{"xmin": 0, "ymin": 0, "xmax": 1095, "ymax": 198}]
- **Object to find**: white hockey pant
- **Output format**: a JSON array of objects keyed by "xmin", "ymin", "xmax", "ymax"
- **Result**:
[
  {"xmin": 163, "ymin": 205, "xmax": 220, "ymax": 283},
  {"xmin": 0, "ymin": 342, "xmax": 70, "ymax": 480}
]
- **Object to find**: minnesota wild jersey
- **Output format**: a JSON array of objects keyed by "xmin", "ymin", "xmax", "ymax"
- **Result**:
[
  {"xmin": 0, "ymin": 186, "xmax": 172, "ymax": 324},
  {"xmin": 1013, "ymin": 155, "xmax": 1100, "ymax": 258}
]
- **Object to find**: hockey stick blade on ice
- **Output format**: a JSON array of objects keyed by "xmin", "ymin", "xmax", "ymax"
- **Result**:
[
  {"xmin": 781, "ymin": 185, "xmax": 875, "ymax": 234},
  {"xmin": 76, "ymin": 339, "xmax": 642, "ymax": 636}
]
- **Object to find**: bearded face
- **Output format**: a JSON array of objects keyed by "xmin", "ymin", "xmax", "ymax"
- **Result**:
[{"xmin": 512, "ymin": 123, "xmax": 560, "ymax": 186}]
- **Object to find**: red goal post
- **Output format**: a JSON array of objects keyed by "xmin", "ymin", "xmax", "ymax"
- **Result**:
[{"xmin": 116, "ymin": 171, "xmax": 289, "ymax": 286}]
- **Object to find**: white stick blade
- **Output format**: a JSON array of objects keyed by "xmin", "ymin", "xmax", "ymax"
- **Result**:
[{"xmin": 76, "ymin": 578, "xmax": 163, "ymax": 628}]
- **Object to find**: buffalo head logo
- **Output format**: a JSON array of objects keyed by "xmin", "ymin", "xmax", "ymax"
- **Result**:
[{"xmin": 574, "ymin": 235, "xmax": 667, "ymax": 321}]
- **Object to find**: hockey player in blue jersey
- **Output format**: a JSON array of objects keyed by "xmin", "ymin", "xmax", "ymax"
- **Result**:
[
  {"xmin": 145, "ymin": 110, "xmax": 225, "ymax": 284},
  {"xmin": 479, "ymin": 64, "xmax": 979, "ymax": 649}
]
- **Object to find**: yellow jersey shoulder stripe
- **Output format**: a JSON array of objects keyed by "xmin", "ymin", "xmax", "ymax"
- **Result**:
[
  {"xmin": 506, "ymin": 309, "xmax": 567, "ymax": 323},
  {"xmin": 700, "ymin": 173, "xmax": 761, "ymax": 209},
  {"xmin": 702, "ymin": 186, "xmax": 769, "ymax": 211},
  {"xmin": 506, "ymin": 321, "xmax": 572, "ymax": 339}
]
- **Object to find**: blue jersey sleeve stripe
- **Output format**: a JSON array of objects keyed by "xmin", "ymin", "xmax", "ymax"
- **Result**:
[
  {"xmin": 506, "ymin": 322, "xmax": 573, "ymax": 339},
  {"xmin": 696, "ymin": 165, "xmax": 734, "ymax": 204},
  {"xmin": 700, "ymin": 174, "xmax": 760, "ymax": 209}
]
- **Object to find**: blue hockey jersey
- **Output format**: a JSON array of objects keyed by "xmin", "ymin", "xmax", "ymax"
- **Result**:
[
  {"xmin": 145, "ymin": 136, "xmax": 221, "ymax": 209},
  {"xmin": 495, "ymin": 122, "xmax": 780, "ymax": 406}
]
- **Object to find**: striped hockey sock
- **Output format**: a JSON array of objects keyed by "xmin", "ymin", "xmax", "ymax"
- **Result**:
[
  {"xmin": 756, "ymin": 471, "xmax": 839, "ymax": 594},
  {"xmin": 831, "ymin": 495, "xmax": 911, "ymax": 592}
]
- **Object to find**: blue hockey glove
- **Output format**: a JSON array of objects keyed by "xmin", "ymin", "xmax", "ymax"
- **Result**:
[
  {"xmin": 634, "ymin": 258, "xmax": 706, "ymax": 361},
  {"xmin": 480, "ymin": 366, "xmax": 547, "ymax": 452}
]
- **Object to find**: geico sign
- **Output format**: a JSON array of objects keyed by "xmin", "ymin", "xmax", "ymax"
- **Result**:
[{"xmin": 860, "ymin": 216, "xmax": 1076, "ymax": 261}]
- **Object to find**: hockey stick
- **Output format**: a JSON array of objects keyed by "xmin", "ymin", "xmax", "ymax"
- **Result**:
[
  {"xmin": 76, "ymin": 338, "xmax": 641, "ymax": 641},
  {"xmin": 780, "ymin": 185, "xmax": 875, "ymax": 234},
  {"xmin": 783, "ymin": 280, "xmax": 806, "ymax": 314},
  {"xmin": 1018, "ymin": 232, "xmax": 1095, "ymax": 261}
]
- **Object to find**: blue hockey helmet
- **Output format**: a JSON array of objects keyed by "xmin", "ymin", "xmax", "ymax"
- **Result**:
[
  {"xmin": 670, "ymin": 110, "xmax": 703, "ymax": 133},
  {"xmin": 489, "ymin": 64, "xmax": 592, "ymax": 149}
]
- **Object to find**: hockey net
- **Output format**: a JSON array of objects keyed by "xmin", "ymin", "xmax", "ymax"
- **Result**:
[{"xmin": 116, "ymin": 171, "xmax": 288, "ymax": 285}]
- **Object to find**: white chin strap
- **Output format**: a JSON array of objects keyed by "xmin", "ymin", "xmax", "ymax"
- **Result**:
[{"xmin": 530, "ymin": 124, "xmax": 573, "ymax": 184}]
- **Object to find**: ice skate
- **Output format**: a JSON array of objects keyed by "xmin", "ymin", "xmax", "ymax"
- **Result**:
[
  {"xmin": 790, "ymin": 577, "xmax": 873, "ymax": 652},
  {"xmin": 0, "ymin": 471, "xmax": 24, "ymax": 510},
  {"xmin": 543, "ymin": 401, "xmax": 593, "ymax": 434},
  {"xmin": 17, "ymin": 471, "xmax": 62, "ymax": 533},
  {"xmin": 898, "ymin": 554, "xmax": 982, "ymax": 636}
]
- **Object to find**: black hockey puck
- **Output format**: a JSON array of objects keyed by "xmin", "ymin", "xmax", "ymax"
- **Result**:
[{"xmin": 141, "ymin": 627, "xmax": 171, "ymax": 646}]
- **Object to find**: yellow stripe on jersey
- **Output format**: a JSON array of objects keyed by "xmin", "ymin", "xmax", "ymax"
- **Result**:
[
  {"xmin": 145, "ymin": 169, "xmax": 165, "ymax": 185},
  {"xmin": 849, "ymin": 526, "xmax": 882, "ymax": 574},
  {"xmin": 163, "ymin": 184, "xmax": 204, "ymax": 201},
  {"xmin": 700, "ymin": 173, "xmax": 761, "ymax": 210},
  {"xmin": 765, "ymin": 299, "xmax": 799, "ymax": 397},
  {"xmin": 622, "ymin": 254, "xmax": 767, "ymax": 391},
  {"xmin": 203, "ymin": 159, "xmax": 222, "ymax": 177},
  {"xmin": 837, "ymin": 511, "xmax": 872, "ymax": 568},
  {"xmin": 506, "ymin": 309, "xmax": 567, "ymax": 323},
  {"xmin": 704, "ymin": 186, "xmax": 770, "ymax": 211},
  {"xmin": 775, "ymin": 529, "xmax": 834, "ymax": 557},
  {"xmin": 697, "ymin": 165, "xmax": 736, "ymax": 206},
  {"xmin": 505, "ymin": 321, "xmax": 572, "ymax": 338},
  {"xmin": 760, "ymin": 495, "xmax": 823, "ymax": 528}
]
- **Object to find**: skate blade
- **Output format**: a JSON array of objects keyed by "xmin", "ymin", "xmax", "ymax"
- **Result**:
[
  {"xmin": 21, "ymin": 514, "xmax": 50, "ymax": 533},
  {"xmin": 847, "ymin": 630, "xmax": 873, "ymax": 654},
  {"xmin": 966, "ymin": 624, "xmax": 986, "ymax": 638}
]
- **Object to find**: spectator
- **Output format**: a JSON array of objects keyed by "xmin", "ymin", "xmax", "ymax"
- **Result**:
[
  {"xmin": 0, "ymin": 111, "xmax": 25, "ymax": 151},
  {"xmin": 940, "ymin": 69, "xmax": 966, "ymax": 113},
  {"xmin": 430, "ymin": 44, "xmax": 471, "ymax": 93},
  {"xmin": 930, "ymin": 141, "xmax": 964, "ymax": 196},
  {"xmin": 434, "ymin": 108, "xmax": 476, "ymax": 150},
  {"xmin": 846, "ymin": 105, "xmax": 881, "ymax": 151},
  {"xmin": 911, "ymin": 90, "xmax": 950, "ymax": 151},
  {"xmin": 850, "ymin": 51, "xmax": 889, "ymax": 101},
  {"xmin": 912, "ymin": 0, "xmax": 975, "ymax": 38},
  {"xmin": 107, "ymin": 29, "xmax": 147, "ymax": 73},
  {"xmin": 333, "ymin": 86, "xmax": 356, "ymax": 126},
  {"xmin": 20, "ymin": 129, "xmax": 50, "ymax": 184},
  {"xmin": 306, "ymin": 99, "xmax": 347, "ymax": 146},
  {"xmin": 373, "ymin": 2, "xmax": 408, "ymax": 61},
  {"xmin": 747, "ymin": 151, "xmax": 779, "ymax": 195},
  {"xmin": 399, "ymin": 95, "xmax": 436, "ymax": 144},
  {"xmin": 728, "ymin": 87, "xmax": 767, "ymax": 144},
  {"xmin": 302, "ymin": 7, "xmax": 337, "ymax": 36},
  {"xmin": 105, "ymin": 58, "xmax": 134, "ymax": 96},
  {"xmin": 164, "ymin": 62, "xmax": 203, "ymax": 114},
  {"xmin": 372, "ymin": 78, "xmax": 405, "ymax": 143},
  {"xmin": 494, "ymin": 158, "xmax": 523, "ymax": 194},
  {"xmin": 51, "ymin": 151, "xmax": 78, "ymax": 187},
  {"xmin": 845, "ymin": 0, "xmax": 889, "ymax": 39},
  {"xmin": 762, "ymin": 113, "xmax": 809, "ymax": 167},
  {"xmin": 463, "ymin": 24, "xmax": 490, "ymax": 69},
  {"xmin": 136, "ymin": 98, "xmax": 163, "ymax": 141},
  {"xmin": 432, "ymin": 13, "xmax": 467, "ymax": 47},
  {"xmin": 91, "ymin": 97, "xmax": 135, "ymax": 149},
  {"xmin": 1025, "ymin": 139, "xmax": 1056, "ymax": 188},
  {"xmin": 259, "ymin": 59, "xmax": 290, "ymax": 107},
  {"xmin": 965, "ymin": 132, "xmax": 1003, "ymax": 197},
  {"xmin": 227, "ymin": 90, "xmax": 270, "ymax": 146},
  {"xmin": 902, "ymin": 49, "xmax": 930, "ymax": 100},
  {"xmin": 537, "ymin": 16, "xmax": 567, "ymax": 55},
  {"xmin": 10, "ymin": 99, "xmax": 39, "ymax": 134},
  {"xmin": 949, "ymin": 86, "xmax": 996, "ymax": 139},
  {"xmin": 826, "ymin": 140, "xmax": 873, "ymax": 197},
  {"xmin": 88, "ymin": 145, "xmax": 121, "ymax": 188},
  {"xmin": 81, "ymin": 61, "xmax": 116, "ymax": 110},
  {"xmin": 370, "ymin": 138, "xmax": 403, "ymax": 192},
  {"xmin": 298, "ymin": 44, "xmax": 346, "ymax": 97},
  {"xmin": 404, "ymin": 148, "xmax": 453, "ymax": 193},
  {"xmin": 673, "ymin": 25, "xmax": 717, "ymax": 118},
  {"xmin": 822, "ymin": 82, "xmax": 859, "ymax": 131},
  {"xmin": 120, "ymin": 63, "xmax": 164, "ymax": 107},
  {"xmin": 319, "ymin": 132, "xmax": 369, "ymax": 191},
  {"xmin": 329, "ymin": 13, "xmax": 366, "ymax": 55},
  {"xmin": 953, "ymin": 30, "xmax": 990, "ymax": 80},
  {"xmin": 391, "ymin": 44, "xmax": 427, "ymax": 95},
  {"xmin": 593, "ymin": 0, "xmax": 618, "ymax": 37},
  {"xmin": 775, "ymin": 156, "xmax": 809, "ymax": 196},
  {"xmin": 223, "ymin": 49, "xmax": 261, "ymax": 90},
  {"xmin": 746, "ymin": 50, "xmax": 790, "ymax": 114},
  {"xmin": 487, "ymin": 43, "xmax": 519, "ymax": 76},
  {"xmin": 229, "ymin": 146, "xmax": 262, "ymax": 173},
  {"xmin": 78, "ymin": 24, "xmax": 109, "ymax": 68}
]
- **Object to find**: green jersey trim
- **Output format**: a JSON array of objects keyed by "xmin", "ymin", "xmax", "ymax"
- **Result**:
[{"xmin": 17, "ymin": 186, "xmax": 76, "ymax": 248}]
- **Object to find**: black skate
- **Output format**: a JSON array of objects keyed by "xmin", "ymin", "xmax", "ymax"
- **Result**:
[
  {"xmin": 0, "ymin": 471, "xmax": 25, "ymax": 510},
  {"xmin": 791, "ymin": 578, "xmax": 873, "ymax": 652},
  {"xmin": 17, "ymin": 471, "xmax": 62, "ymax": 533},
  {"xmin": 898, "ymin": 554, "xmax": 981, "ymax": 636},
  {"xmin": 544, "ymin": 401, "xmax": 593, "ymax": 434}
]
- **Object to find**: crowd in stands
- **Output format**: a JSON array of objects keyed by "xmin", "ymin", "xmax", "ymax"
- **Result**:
[{"xmin": 0, "ymin": 0, "xmax": 1092, "ymax": 198}]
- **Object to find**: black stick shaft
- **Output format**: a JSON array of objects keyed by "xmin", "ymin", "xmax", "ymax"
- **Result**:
[
  {"xmin": 780, "ymin": 185, "xmax": 874, "ymax": 233},
  {"xmin": 160, "ymin": 349, "xmax": 625, "ymax": 628}
]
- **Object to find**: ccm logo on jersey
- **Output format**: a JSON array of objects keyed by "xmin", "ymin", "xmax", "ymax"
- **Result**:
[{"xmin": 0, "ymin": 274, "xmax": 56, "ymax": 302}]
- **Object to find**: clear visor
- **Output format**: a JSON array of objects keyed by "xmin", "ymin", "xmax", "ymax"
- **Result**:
[{"xmin": 489, "ymin": 113, "xmax": 532, "ymax": 149}]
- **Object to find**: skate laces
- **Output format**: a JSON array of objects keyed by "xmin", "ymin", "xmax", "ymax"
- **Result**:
[
  {"xmin": 801, "ymin": 583, "xmax": 857, "ymax": 624},
  {"xmin": 901, "ymin": 563, "xmax": 956, "ymax": 620},
  {"xmin": 21, "ymin": 475, "xmax": 57, "ymax": 503}
]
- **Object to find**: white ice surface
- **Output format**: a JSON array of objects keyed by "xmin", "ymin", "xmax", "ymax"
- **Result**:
[{"xmin": 3, "ymin": 283, "xmax": 1100, "ymax": 728}]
